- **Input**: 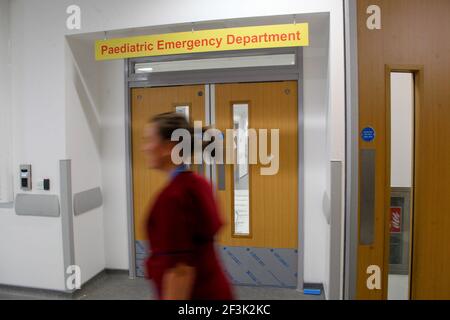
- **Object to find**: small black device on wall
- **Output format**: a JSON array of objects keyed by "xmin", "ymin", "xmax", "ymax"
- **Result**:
[
  {"xmin": 43, "ymin": 179, "xmax": 50, "ymax": 191},
  {"xmin": 20, "ymin": 164, "xmax": 32, "ymax": 191}
]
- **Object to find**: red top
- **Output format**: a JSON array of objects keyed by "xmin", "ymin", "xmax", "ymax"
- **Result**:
[{"xmin": 145, "ymin": 171, "xmax": 234, "ymax": 300}]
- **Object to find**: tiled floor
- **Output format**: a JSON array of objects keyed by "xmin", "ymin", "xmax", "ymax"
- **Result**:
[{"xmin": 0, "ymin": 271, "xmax": 324, "ymax": 300}]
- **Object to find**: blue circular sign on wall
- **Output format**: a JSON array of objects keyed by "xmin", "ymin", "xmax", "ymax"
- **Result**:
[{"xmin": 361, "ymin": 127, "xmax": 375, "ymax": 142}]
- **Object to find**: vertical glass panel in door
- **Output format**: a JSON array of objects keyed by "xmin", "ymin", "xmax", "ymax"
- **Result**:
[
  {"xmin": 388, "ymin": 72, "xmax": 414, "ymax": 300},
  {"xmin": 233, "ymin": 104, "xmax": 250, "ymax": 236}
]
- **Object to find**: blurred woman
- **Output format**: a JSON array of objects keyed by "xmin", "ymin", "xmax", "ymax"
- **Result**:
[{"xmin": 142, "ymin": 112, "xmax": 234, "ymax": 300}]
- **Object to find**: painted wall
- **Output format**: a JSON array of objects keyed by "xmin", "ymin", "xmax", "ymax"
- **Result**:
[
  {"xmin": 98, "ymin": 59, "xmax": 129, "ymax": 270},
  {"xmin": 302, "ymin": 15, "xmax": 332, "ymax": 296},
  {"xmin": 66, "ymin": 37, "xmax": 106, "ymax": 284},
  {"xmin": 0, "ymin": 0, "xmax": 66, "ymax": 291},
  {"xmin": 1, "ymin": 0, "xmax": 346, "ymax": 294},
  {"xmin": 0, "ymin": 0, "xmax": 13, "ymax": 204}
]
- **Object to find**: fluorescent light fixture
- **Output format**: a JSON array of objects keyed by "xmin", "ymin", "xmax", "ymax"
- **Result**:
[
  {"xmin": 137, "ymin": 67, "xmax": 153, "ymax": 72},
  {"xmin": 134, "ymin": 54, "xmax": 296, "ymax": 74}
]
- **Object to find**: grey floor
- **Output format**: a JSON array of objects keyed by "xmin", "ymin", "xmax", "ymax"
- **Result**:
[{"xmin": 0, "ymin": 271, "xmax": 324, "ymax": 300}]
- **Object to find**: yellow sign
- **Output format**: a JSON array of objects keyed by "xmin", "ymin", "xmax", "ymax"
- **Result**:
[{"xmin": 95, "ymin": 23, "xmax": 308, "ymax": 61}]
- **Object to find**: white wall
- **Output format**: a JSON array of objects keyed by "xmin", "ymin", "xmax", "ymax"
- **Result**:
[
  {"xmin": 301, "ymin": 9, "xmax": 346, "ymax": 298},
  {"xmin": 0, "ymin": 0, "xmax": 67, "ymax": 291},
  {"xmin": 66, "ymin": 38, "xmax": 106, "ymax": 284},
  {"xmin": 98, "ymin": 59, "xmax": 129, "ymax": 269},
  {"xmin": 2, "ymin": 0, "xmax": 346, "ymax": 294},
  {"xmin": 0, "ymin": 0, "xmax": 13, "ymax": 204},
  {"xmin": 302, "ymin": 14, "xmax": 332, "ymax": 295}
]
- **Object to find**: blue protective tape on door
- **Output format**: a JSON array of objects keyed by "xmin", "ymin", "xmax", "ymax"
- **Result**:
[{"xmin": 135, "ymin": 241, "xmax": 298, "ymax": 288}]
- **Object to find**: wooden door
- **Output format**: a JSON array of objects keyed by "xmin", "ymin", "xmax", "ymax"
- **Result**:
[
  {"xmin": 131, "ymin": 85, "xmax": 205, "ymax": 245},
  {"xmin": 214, "ymin": 81, "xmax": 298, "ymax": 249},
  {"xmin": 355, "ymin": 0, "xmax": 450, "ymax": 299}
]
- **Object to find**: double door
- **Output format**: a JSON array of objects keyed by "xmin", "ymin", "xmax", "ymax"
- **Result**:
[{"xmin": 131, "ymin": 81, "xmax": 299, "ymax": 287}]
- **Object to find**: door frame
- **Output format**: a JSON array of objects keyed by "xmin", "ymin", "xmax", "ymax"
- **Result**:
[
  {"xmin": 343, "ymin": 0, "xmax": 359, "ymax": 300},
  {"xmin": 124, "ymin": 47, "xmax": 306, "ymax": 290}
]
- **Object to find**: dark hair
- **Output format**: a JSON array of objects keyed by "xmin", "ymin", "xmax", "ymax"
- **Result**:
[
  {"xmin": 149, "ymin": 112, "xmax": 212, "ymax": 154},
  {"xmin": 150, "ymin": 112, "xmax": 192, "ymax": 141}
]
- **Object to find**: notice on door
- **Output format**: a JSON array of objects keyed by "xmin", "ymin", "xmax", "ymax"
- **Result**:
[{"xmin": 95, "ymin": 23, "xmax": 309, "ymax": 61}]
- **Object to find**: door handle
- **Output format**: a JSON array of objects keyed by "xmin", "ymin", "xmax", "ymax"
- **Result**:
[{"xmin": 217, "ymin": 163, "xmax": 225, "ymax": 191}]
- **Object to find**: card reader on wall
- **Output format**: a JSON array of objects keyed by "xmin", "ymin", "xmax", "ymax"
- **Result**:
[{"xmin": 20, "ymin": 164, "xmax": 32, "ymax": 191}]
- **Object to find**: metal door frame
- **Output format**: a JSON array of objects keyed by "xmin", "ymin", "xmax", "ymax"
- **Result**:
[
  {"xmin": 343, "ymin": 0, "xmax": 359, "ymax": 300},
  {"xmin": 124, "ymin": 47, "xmax": 305, "ymax": 291}
]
